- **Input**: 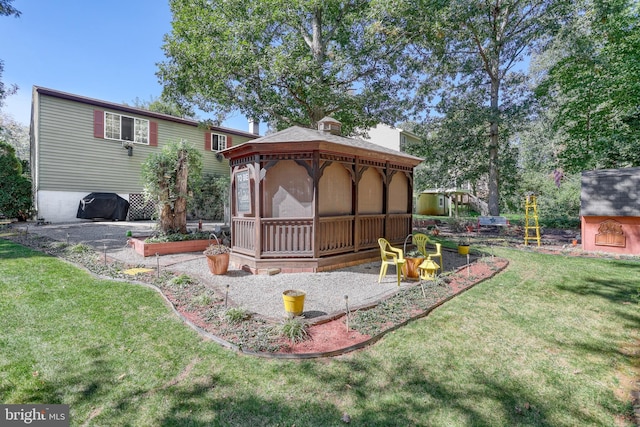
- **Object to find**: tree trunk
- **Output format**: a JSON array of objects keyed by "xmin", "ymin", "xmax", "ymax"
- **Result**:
[
  {"xmin": 160, "ymin": 203, "xmax": 174, "ymax": 233},
  {"xmin": 488, "ymin": 75, "xmax": 501, "ymax": 216},
  {"xmin": 158, "ymin": 150, "xmax": 188, "ymax": 234},
  {"xmin": 173, "ymin": 149, "xmax": 189, "ymax": 234}
]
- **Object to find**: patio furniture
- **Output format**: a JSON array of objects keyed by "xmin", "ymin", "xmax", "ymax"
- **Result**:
[
  {"xmin": 413, "ymin": 233, "xmax": 443, "ymax": 271},
  {"xmin": 378, "ymin": 238, "xmax": 406, "ymax": 286}
]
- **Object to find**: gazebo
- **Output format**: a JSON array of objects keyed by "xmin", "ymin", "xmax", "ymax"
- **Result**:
[{"xmin": 221, "ymin": 118, "xmax": 423, "ymax": 273}]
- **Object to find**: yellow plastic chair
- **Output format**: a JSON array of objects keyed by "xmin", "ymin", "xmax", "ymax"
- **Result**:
[
  {"xmin": 377, "ymin": 238, "xmax": 406, "ymax": 286},
  {"xmin": 413, "ymin": 233, "xmax": 443, "ymax": 272}
]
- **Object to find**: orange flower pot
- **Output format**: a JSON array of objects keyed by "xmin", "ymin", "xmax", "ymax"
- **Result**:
[{"xmin": 206, "ymin": 253, "xmax": 230, "ymax": 275}]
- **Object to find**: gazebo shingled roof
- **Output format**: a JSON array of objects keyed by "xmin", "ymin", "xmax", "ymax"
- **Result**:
[{"xmin": 222, "ymin": 125, "xmax": 423, "ymax": 166}]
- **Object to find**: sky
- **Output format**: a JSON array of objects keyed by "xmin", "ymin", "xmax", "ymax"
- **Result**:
[{"xmin": 0, "ymin": 0, "xmax": 253, "ymax": 132}]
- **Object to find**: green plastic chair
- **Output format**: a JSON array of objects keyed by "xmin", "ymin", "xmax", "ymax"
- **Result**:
[{"xmin": 378, "ymin": 238, "xmax": 406, "ymax": 286}]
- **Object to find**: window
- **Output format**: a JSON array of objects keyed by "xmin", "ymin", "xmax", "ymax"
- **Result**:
[
  {"xmin": 211, "ymin": 133, "xmax": 227, "ymax": 151},
  {"xmin": 104, "ymin": 112, "xmax": 149, "ymax": 144}
]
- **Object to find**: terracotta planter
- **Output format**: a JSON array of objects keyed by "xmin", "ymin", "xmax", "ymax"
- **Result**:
[
  {"xmin": 206, "ymin": 253, "xmax": 230, "ymax": 275},
  {"xmin": 401, "ymin": 257, "xmax": 425, "ymax": 280}
]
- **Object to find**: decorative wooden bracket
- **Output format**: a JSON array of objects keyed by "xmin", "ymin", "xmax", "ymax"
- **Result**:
[{"xmin": 595, "ymin": 219, "xmax": 625, "ymax": 247}]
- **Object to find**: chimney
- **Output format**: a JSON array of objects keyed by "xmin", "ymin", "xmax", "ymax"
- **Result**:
[
  {"xmin": 248, "ymin": 119, "xmax": 259, "ymax": 135},
  {"xmin": 318, "ymin": 117, "xmax": 342, "ymax": 136}
]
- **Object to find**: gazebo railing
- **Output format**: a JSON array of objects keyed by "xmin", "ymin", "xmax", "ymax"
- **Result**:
[
  {"xmin": 232, "ymin": 218, "xmax": 255, "ymax": 255},
  {"xmin": 232, "ymin": 213, "xmax": 411, "ymax": 258},
  {"xmin": 386, "ymin": 213, "xmax": 413, "ymax": 242},
  {"xmin": 261, "ymin": 218, "xmax": 313, "ymax": 257},
  {"xmin": 318, "ymin": 215, "xmax": 354, "ymax": 255},
  {"xmin": 358, "ymin": 214, "xmax": 385, "ymax": 249}
]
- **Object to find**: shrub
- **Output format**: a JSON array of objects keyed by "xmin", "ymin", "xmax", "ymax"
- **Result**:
[
  {"xmin": 0, "ymin": 141, "xmax": 32, "ymax": 221},
  {"xmin": 189, "ymin": 174, "xmax": 229, "ymax": 221}
]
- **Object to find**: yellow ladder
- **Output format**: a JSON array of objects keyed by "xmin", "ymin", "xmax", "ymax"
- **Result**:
[{"xmin": 524, "ymin": 194, "xmax": 541, "ymax": 246}]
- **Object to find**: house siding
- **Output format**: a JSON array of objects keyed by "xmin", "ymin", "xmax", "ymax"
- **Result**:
[
  {"xmin": 37, "ymin": 96, "xmax": 143, "ymax": 192},
  {"xmin": 32, "ymin": 87, "xmax": 257, "ymax": 222},
  {"xmin": 363, "ymin": 124, "xmax": 422, "ymax": 152}
]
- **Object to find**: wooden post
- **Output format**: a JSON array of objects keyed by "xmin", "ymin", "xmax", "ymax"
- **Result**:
[
  {"xmin": 383, "ymin": 162, "xmax": 390, "ymax": 239},
  {"xmin": 254, "ymin": 155, "xmax": 262, "ymax": 259},
  {"xmin": 312, "ymin": 150, "xmax": 320, "ymax": 258},
  {"xmin": 353, "ymin": 157, "xmax": 360, "ymax": 252}
]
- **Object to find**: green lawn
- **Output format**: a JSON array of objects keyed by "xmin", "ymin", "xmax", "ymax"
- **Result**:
[{"xmin": 1, "ymin": 239, "xmax": 638, "ymax": 426}]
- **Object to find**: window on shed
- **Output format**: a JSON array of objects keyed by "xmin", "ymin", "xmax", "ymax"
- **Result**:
[
  {"xmin": 104, "ymin": 112, "xmax": 149, "ymax": 144},
  {"xmin": 211, "ymin": 133, "xmax": 227, "ymax": 151}
]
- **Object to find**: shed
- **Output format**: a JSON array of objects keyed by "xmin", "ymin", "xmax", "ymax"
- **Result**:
[
  {"xmin": 221, "ymin": 118, "xmax": 423, "ymax": 273},
  {"xmin": 416, "ymin": 188, "xmax": 472, "ymax": 216},
  {"xmin": 417, "ymin": 190, "xmax": 448, "ymax": 216},
  {"xmin": 580, "ymin": 167, "xmax": 640, "ymax": 255}
]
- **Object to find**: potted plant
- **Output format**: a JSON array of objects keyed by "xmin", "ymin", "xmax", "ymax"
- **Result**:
[
  {"xmin": 457, "ymin": 239, "xmax": 470, "ymax": 255},
  {"xmin": 402, "ymin": 248, "xmax": 425, "ymax": 280},
  {"xmin": 282, "ymin": 290, "xmax": 306, "ymax": 317},
  {"xmin": 203, "ymin": 235, "xmax": 231, "ymax": 275}
]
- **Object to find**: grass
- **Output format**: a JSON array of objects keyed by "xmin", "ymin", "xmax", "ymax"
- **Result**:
[{"xmin": 1, "ymin": 238, "xmax": 638, "ymax": 426}]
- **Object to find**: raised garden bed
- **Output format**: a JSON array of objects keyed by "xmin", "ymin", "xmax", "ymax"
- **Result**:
[{"xmin": 128, "ymin": 237, "xmax": 211, "ymax": 257}]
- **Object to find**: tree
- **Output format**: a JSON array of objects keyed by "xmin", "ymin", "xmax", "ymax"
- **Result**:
[
  {"xmin": 534, "ymin": 0, "xmax": 640, "ymax": 173},
  {"xmin": 189, "ymin": 174, "xmax": 229, "ymax": 221},
  {"xmin": 0, "ymin": 140, "xmax": 32, "ymax": 221},
  {"xmin": 0, "ymin": 112, "xmax": 29, "ymax": 164},
  {"xmin": 0, "ymin": 0, "xmax": 20, "ymax": 111},
  {"xmin": 141, "ymin": 141, "xmax": 202, "ymax": 234},
  {"xmin": 398, "ymin": 0, "xmax": 570, "ymax": 215},
  {"xmin": 127, "ymin": 95, "xmax": 195, "ymax": 119},
  {"xmin": 158, "ymin": 0, "xmax": 411, "ymax": 136}
]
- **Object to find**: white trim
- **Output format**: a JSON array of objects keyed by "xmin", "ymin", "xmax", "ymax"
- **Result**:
[
  {"xmin": 104, "ymin": 111, "xmax": 150, "ymax": 145},
  {"xmin": 211, "ymin": 132, "xmax": 227, "ymax": 151}
]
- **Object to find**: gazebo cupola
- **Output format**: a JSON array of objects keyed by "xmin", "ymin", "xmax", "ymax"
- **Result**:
[
  {"xmin": 318, "ymin": 116, "xmax": 343, "ymax": 135},
  {"xmin": 221, "ymin": 121, "xmax": 423, "ymax": 274}
]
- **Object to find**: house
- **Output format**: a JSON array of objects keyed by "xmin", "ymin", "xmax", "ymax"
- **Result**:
[
  {"xmin": 30, "ymin": 86, "xmax": 259, "ymax": 223},
  {"xmin": 221, "ymin": 117, "xmax": 423, "ymax": 273},
  {"xmin": 580, "ymin": 167, "xmax": 640, "ymax": 255},
  {"xmin": 362, "ymin": 123, "xmax": 422, "ymax": 152}
]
